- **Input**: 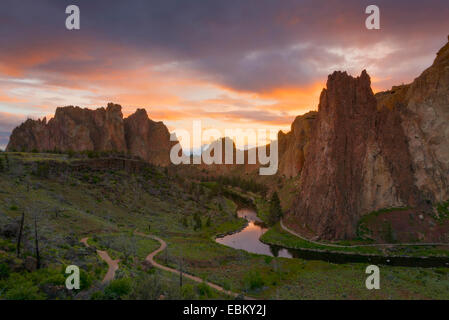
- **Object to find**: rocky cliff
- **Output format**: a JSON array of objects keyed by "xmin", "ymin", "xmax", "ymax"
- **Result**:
[
  {"xmin": 124, "ymin": 108, "xmax": 177, "ymax": 166},
  {"xmin": 277, "ymin": 111, "xmax": 316, "ymax": 178},
  {"xmin": 6, "ymin": 103, "xmax": 176, "ymax": 166},
  {"xmin": 287, "ymin": 38, "xmax": 449, "ymax": 240}
]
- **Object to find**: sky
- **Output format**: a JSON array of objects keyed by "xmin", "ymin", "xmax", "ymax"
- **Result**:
[{"xmin": 0, "ymin": 0, "xmax": 448, "ymax": 150}]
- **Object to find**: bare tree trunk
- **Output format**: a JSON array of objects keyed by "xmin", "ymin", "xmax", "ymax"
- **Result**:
[
  {"xmin": 16, "ymin": 211, "xmax": 25, "ymax": 257},
  {"xmin": 179, "ymin": 257, "xmax": 183, "ymax": 288},
  {"xmin": 165, "ymin": 247, "xmax": 168, "ymax": 264},
  {"xmin": 34, "ymin": 213, "xmax": 41, "ymax": 269},
  {"xmin": 4, "ymin": 154, "xmax": 9, "ymax": 171}
]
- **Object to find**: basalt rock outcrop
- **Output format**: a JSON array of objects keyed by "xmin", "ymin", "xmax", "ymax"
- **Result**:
[
  {"xmin": 7, "ymin": 103, "xmax": 127, "ymax": 153},
  {"xmin": 287, "ymin": 38, "xmax": 449, "ymax": 240},
  {"xmin": 277, "ymin": 111, "xmax": 316, "ymax": 178},
  {"xmin": 6, "ymin": 103, "xmax": 176, "ymax": 166},
  {"xmin": 124, "ymin": 108, "xmax": 177, "ymax": 166}
]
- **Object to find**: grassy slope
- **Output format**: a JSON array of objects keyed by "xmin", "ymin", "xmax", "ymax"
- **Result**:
[{"xmin": 1, "ymin": 152, "xmax": 449, "ymax": 299}]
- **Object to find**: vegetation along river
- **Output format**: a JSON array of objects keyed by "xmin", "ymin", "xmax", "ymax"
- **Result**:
[{"xmin": 215, "ymin": 209, "xmax": 449, "ymax": 268}]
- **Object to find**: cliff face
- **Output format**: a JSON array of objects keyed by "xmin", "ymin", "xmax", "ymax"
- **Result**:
[
  {"xmin": 277, "ymin": 111, "xmax": 316, "ymax": 177},
  {"xmin": 6, "ymin": 103, "xmax": 176, "ymax": 166},
  {"xmin": 287, "ymin": 39, "xmax": 449, "ymax": 240},
  {"xmin": 290, "ymin": 71, "xmax": 382, "ymax": 239},
  {"xmin": 398, "ymin": 40, "xmax": 449, "ymax": 203},
  {"xmin": 7, "ymin": 103, "xmax": 127, "ymax": 153},
  {"xmin": 124, "ymin": 109, "xmax": 177, "ymax": 166}
]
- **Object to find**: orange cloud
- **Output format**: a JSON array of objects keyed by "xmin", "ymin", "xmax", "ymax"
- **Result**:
[{"xmin": 0, "ymin": 90, "xmax": 27, "ymax": 103}]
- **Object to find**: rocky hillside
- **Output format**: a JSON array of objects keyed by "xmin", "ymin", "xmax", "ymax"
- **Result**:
[
  {"xmin": 6, "ymin": 103, "xmax": 176, "ymax": 166},
  {"xmin": 286, "ymin": 38, "xmax": 449, "ymax": 241}
]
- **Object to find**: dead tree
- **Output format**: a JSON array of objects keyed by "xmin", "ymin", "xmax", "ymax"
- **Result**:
[
  {"xmin": 179, "ymin": 257, "xmax": 183, "ymax": 288},
  {"xmin": 165, "ymin": 247, "xmax": 168, "ymax": 264},
  {"xmin": 16, "ymin": 211, "xmax": 25, "ymax": 257},
  {"xmin": 4, "ymin": 154, "xmax": 9, "ymax": 171},
  {"xmin": 34, "ymin": 213, "xmax": 41, "ymax": 269}
]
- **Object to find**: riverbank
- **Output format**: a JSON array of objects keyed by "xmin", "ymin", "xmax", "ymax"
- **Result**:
[{"xmin": 260, "ymin": 223, "xmax": 449, "ymax": 261}]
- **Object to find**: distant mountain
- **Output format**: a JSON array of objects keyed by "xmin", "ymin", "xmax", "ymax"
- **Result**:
[{"xmin": 6, "ymin": 103, "xmax": 177, "ymax": 166}]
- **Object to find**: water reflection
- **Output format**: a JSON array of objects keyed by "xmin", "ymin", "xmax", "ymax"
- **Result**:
[
  {"xmin": 214, "ymin": 208, "xmax": 449, "ymax": 268},
  {"xmin": 215, "ymin": 208, "xmax": 294, "ymax": 258}
]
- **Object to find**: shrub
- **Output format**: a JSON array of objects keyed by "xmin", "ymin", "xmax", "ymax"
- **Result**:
[
  {"xmin": 90, "ymin": 291, "xmax": 105, "ymax": 300},
  {"xmin": 4, "ymin": 282, "xmax": 45, "ymax": 300},
  {"xmin": 264, "ymin": 256, "xmax": 273, "ymax": 264},
  {"xmin": 0, "ymin": 263, "xmax": 10, "ymax": 279},
  {"xmin": 79, "ymin": 269, "xmax": 93, "ymax": 290},
  {"xmin": 196, "ymin": 281, "xmax": 212, "ymax": 297},
  {"xmin": 104, "ymin": 278, "xmax": 132, "ymax": 300},
  {"xmin": 243, "ymin": 270, "xmax": 264, "ymax": 291},
  {"xmin": 34, "ymin": 163, "xmax": 50, "ymax": 178},
  {"xmin": 127, "ymin": 275, "xmax": 163, "ymax": 300},
  {"xmin": 193, "ymin": 212, "xmax": 202, "ymax": 231},
  {"xmin": 181, "ymin": 284, "xmax": 196, "ymax": 299},
  {"xmin": 2, "ymin": 274, "xmax": 46, "ymax": 300},
  {"xmin": 181, "ymin": 216, "xmax": 188, "ymax": 228}
]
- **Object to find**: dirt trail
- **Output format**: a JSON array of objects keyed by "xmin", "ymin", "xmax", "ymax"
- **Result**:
[
  {"xmin": 80, "ymin": 237, "xmax": 120, "ymax": 283},
  {"xmin": 280, "ymin": 219, "xmax": 449, "ymax": 248},
  {"xmin": 135, "ymin": 231, "xmax": 255, "ymax": 300}
]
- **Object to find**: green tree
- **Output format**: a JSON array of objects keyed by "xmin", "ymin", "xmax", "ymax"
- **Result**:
[
  {"xmin": 193, "ymin": 212, "xmax": 202, "ymax": 231},
  {"xmin": 181, "ymin": 216, "xmax": 188, "ymax": 228},
  {"xmin": 268, "ymin": 192, "xmax": 283, "ymax": 226}
]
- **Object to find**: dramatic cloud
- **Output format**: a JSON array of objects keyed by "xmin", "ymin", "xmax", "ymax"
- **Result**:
[{"xmin": 0, "ymin": 0, "xmax": 448, "ymax": 146}]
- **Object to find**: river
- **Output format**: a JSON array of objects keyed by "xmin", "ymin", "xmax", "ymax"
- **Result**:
[
  {"xmin": 215, "ymin": 208, "xmax": 295, "ymax": 258},
  {"xmin": 215, "ymin": 208, "xmax": 449, "ymax": 267}
]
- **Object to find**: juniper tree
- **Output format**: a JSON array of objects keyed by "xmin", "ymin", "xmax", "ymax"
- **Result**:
[{"xmin": 268, "ymin": 192, "xmax": 283, "ymax": 226}]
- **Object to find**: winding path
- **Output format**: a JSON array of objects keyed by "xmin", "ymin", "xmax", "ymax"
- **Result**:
[
  {"xmin": 280, "ymin": 219, "xmax": 449, "ymax": 248},
  {"xmin": 135, "ymin": 231, "xmax": 254, "ymax": 300},
  {"xmin": 80, "ymin": 237, "xmax": 120, "ymax": 283},
  {"xmin": 80, "ymin": 233, "xmax": 254, "ymax": 298}
]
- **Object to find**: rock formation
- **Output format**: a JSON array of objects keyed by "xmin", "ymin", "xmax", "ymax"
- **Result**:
[
  {"xmin": 7, "ymin": 103, "xmax": 127, "ymax": 153},
  {"xmin": 6, "ymin": 103, "xmax": 176, "ymax": 166},
  {"xmin": 277, "ymin": 111, "xmax": 316, "ymax": 177},
  {"xmin": 287, "ymin": 38, "xmax": 449, "ymax": 240},
  {"xmin": 124, "ymin": 109, "xmax": 177, "ymax": 166}
]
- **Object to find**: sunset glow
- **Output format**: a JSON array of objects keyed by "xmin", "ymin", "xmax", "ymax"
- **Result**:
[{"xmin": 1, "ymin": 0, "xmax": 448, "ymax": 150}]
